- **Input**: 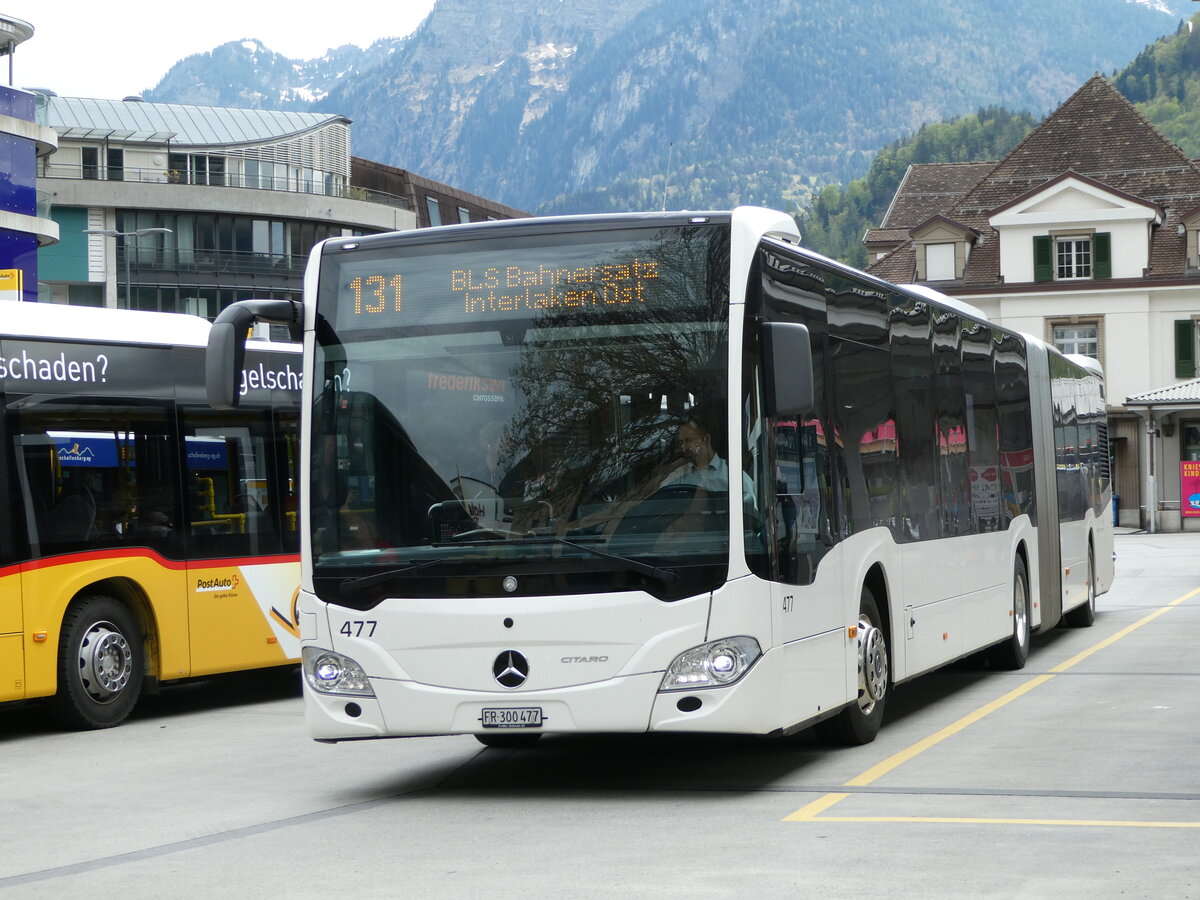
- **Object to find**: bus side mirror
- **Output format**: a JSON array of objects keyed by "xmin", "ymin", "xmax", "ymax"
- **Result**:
[
  {"xmin": 762, "ymin": 322, "xmax": 814, "ymax": 418},
  {"xmin": 206, "ymin": 299, "xmax": 301, "ymax": 410}
]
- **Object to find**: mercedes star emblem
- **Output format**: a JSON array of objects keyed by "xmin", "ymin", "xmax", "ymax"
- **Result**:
[{"xmin": 493, "ymin": 650, "xmax": 529, "ymax": 688}]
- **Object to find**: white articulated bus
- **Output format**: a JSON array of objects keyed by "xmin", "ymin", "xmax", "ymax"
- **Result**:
[{"xmin": 207, "ymin": 207, "xmax": 1113, "ymax": 747}]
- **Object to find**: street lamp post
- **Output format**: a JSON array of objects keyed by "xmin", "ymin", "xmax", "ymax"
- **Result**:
[{"xmin": 83, "ymin": 227, "xmax": 173, "ymax": 308}]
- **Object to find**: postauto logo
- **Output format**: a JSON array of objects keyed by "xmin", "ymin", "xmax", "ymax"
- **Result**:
[{"xmin": 196, "ymin": 574, "xmax": 241, "ymax": 593}]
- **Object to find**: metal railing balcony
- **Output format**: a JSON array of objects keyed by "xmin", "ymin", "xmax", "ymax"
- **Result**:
[
  {"xmin": 39, "ymin": 162, "xmax": 412, "ymax": 210},
  {"xmin": 120, "ymin": 247, "xmax": 308, "ymax": 279}
]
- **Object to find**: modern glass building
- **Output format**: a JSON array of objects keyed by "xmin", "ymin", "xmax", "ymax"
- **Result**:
[
  {"xmin": 35, "ymin": 93, "xmax": 414, "ymax": 316},
  {"xmin": 0, "ymin": 16, "xmax": 59, "ymax": 301}
]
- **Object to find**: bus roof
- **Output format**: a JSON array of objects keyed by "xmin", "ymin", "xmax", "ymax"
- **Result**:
[
  {"xmin": 2, "ymin": 302, "xmax": 212, "ymax": 347},
  {"xmin": 319, "ymin": 210, "xmax": 737, "ymax": 255}
]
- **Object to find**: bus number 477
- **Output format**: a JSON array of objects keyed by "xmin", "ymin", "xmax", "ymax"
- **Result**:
[{"xmin": 340, "ymin": 620, "xmax": 378, "ymax": 638}]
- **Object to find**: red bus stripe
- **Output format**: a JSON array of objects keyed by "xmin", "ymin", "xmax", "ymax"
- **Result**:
[{"xmin": 18, "ymin": 548, "xmax": 300, "ymax": 574}]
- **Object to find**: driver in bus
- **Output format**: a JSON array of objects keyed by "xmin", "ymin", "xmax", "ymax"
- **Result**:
[{"xmin": 661, "ymin": 417, "xmax": 756, "ymax": 508}]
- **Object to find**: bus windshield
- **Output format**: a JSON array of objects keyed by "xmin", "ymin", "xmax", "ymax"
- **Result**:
[{"xmin": 311, "ymin": 222, "xmax": 733, "ymax": 603}]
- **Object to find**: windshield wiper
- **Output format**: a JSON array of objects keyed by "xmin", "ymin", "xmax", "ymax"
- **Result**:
[
  {"xmin": 336, "ymin": 536, "xmax": 677, "ymax": 591},
  {"xmin": 532, "ymin": 536, "xmax": 677, "ymax": 584},
  {"xmin": 337, "ymin": 558, "xmax": 445, "ymax": 595}
]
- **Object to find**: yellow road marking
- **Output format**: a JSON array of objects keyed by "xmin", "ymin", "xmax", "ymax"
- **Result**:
[
  {"xmin": 843, "ymin": 674, "xmax": 1054, "ymax": 788},
  {"xmin": 1049, "ymin": 586, "xmax": 1200, "ymax": 674},
  {"xmin": 784, "ymin": 586, "xmax": 1200, "ymax": 826},
  {"xmin": 795, "ymin": 815, "xmax": 1200, "ymax": 829},
  {"xmin": 782, "ymin": 793, "xmax": 850, "ymax": 821}
]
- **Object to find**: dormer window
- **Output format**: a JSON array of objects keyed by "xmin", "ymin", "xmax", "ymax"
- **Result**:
[
  {"xmin": 925, "ymin": 242, "xmax": 957, "ymax": 281},
  {"xmin": 1056, "ymin": 236, "xmax": 1092, "ymax": 279},
  {"xmin": 911, "ymin": 216, "xmax": 978, "ymax": 283},
  {"xmin": 1033, "ymin": 232, "xmax": 1110, "ymax": 282}
]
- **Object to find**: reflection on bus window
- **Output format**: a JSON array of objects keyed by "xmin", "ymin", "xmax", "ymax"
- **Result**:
[{"xmin": 11, "ymin": 403, "xmax": 179, "ymax": 557}]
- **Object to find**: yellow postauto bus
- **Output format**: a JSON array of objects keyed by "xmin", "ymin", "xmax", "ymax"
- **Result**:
[{"xmin": 1, "ymin": 302, "xmax": 301, "ymax": 728}]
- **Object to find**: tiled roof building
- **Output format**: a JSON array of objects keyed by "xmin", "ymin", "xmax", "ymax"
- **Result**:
[{"xmin": 864, "ymin": 76, "xmax": 1200, "ymax": 533}]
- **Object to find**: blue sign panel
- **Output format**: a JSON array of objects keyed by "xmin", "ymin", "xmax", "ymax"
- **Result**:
[
  {"xmin": 54, "ymin": 435, "xmax": 119, "ymax": 467},
  {"xmin": 186, "ymin": 438, "xmax": 229, "ymax": 470}
]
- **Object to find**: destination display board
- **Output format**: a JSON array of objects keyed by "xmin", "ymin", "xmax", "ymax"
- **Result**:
[{"xmin": 324, "ymin": 226, "xmax": 723, "ymax": 334}]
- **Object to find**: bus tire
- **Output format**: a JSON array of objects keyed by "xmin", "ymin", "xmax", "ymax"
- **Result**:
[
  {"xmin": 51, "ymin": 595, "xmax": 144, "ymax": 729},
  {"xmin": 1064, "ymin": 546, "xmax": 1096, "ymax": 628},
  {"xmin": 816, "ymin": 586, "xmax": 889, "ymax": 746},
  {"xmin": 989, "ymin": 556, "xmax": 1030, "ymax": 670},
  {"xmin": 475, "ymin": 732, "xmax": 543, "ymax": 749}
]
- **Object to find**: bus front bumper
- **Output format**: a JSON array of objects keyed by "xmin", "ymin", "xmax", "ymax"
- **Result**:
[{"xmin": 303, "ymin": 648, "xmax": 795, "ymax": 741}]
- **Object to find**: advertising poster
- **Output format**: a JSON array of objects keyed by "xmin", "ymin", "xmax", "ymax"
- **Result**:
[{"xmin": 1181, "ymin": 461, "xmax": 1200, "ymax": 519}]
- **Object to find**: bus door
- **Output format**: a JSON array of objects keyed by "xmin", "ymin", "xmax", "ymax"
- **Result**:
[
  {"xmin": 747, "ymin": 243, "xmax": 849, "ymax": 719},
  {"xmin": 180, "ymin": 408, "xmax": 298, "ymax": 675}
]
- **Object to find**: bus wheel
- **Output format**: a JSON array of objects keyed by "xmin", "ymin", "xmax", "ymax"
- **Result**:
[
  {"xmin": 1064, "ymin": 547, "xmax": 1096, "ymax": 628},
  {"xmin": 989, "ymin": 557, "xmax": 1030, "ymax": 670},
  {"xmin": 816, "ymin": 587, "xmax": 889, "ymax": 746},
  {"xmin": 52, "ymin": 595, "xmax": 144, "ymax": 729},
  {"xmin": 475, "ymin": 732, "xmax": 543, "ymax": 749}
]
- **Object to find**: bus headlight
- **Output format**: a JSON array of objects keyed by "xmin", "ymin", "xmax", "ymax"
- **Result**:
[
  {"xmin": 659, "ymin": 636, "xmax": 762, "ymax": 691},
  {"xmin": 302, "ymin": 646, "xmax": 375, "ymax": 697}
]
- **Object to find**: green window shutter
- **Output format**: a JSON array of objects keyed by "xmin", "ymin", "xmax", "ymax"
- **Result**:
[
  {"xmin": 1033, "ymin": 235, "xmax": 1053, "ymax": 282},
  {"xmin": 1093, "ymin": 232, "xmax": 1111, "ymax": 279},
  {"xmin": 1175, "ymin": 319, "xmax": 1196, "ymax": 379}
]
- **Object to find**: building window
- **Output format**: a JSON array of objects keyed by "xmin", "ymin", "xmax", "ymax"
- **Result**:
[
  {"xmin": 1052, "ymin": 322, "xmax": 1099, "ymax": 358},
  {"xmin": 925, "ymin": 242, "xmax": 956, "ymax": 281},
  {"xmin": 168, "ymin": 153, "xmax": 227, "ymax": 186},
  {"xmin": 1183, "ymin": 421, "xmax": 1200, "ymax": 462},
  {"xmin": 1176, "ymin": 319, "xmax": 1198, "ymax": 378},
  {"xmin": 106, "ymin": 148, "xmax": 124, "ymax": 182},
  {"xmin": 81, "ymin": 147, "xmax": 99, "ymax": 180},
  {"xmin": 1033, "ymin": 233, "xmax": 1111, "ymax": 282},
  {"xmin": 458, "ymin": 206, "xmax": 471, "ymax": 224},
  {"xmin": 240, "ymin": 159, "xmax": 285, "ymax": 190},
  {"xmin": 426, "ymin": 197, "xmax": 442, "ymax": 227},
  {"xmin": 1056, "ymin": 237, "xmax": 1091, "ymax": 280},
  {"xmin": 68, "ymin": 284, "xmax": 104, "ymax": 307}
]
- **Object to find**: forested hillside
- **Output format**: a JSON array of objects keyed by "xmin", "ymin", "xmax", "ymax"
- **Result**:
[
  {"xmin": 799, "ymin": 109, "xmax": 1038, "ymax": 265},
  {"xmin": 802, "ymin": 12, "xmax": 1200, "ymax": 264},
  {"xmin": 1117, "ymin": 17, "xmax": 1200, "ymax": 155}
]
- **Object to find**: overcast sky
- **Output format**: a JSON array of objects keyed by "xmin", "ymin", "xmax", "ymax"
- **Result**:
[{"xmin": 7, "ymin": 0, "xmax": 438, "ymax": 100}]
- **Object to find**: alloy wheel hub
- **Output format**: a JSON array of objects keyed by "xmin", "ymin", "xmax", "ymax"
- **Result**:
[
  {"xmin": 859, "ymin": 624, "xmax": 888, "ymax": 703},
  {"xmin": 79, "ymin": 624, "xmax": 133, "ymax": 701}
]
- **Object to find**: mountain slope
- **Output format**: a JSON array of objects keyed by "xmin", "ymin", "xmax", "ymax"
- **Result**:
[{"xmin": 145, "ymin": 0, "xmax": 1189, "ymax": 212}]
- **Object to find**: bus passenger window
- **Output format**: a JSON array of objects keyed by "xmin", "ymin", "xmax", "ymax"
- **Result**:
[
  {"xmin": 180, "ymin": 409, "xmax": 282, "ymax": 559},
  {"xmin": 10, "ymin": 402, "xmax": 181, "ymax": 557},
  {"xmin": 275, "ymin": 411, "xmax": 300, "ymax": 552},
  {"xmin": 830, "ymin": 338, "xmax": 896, "ymax": 536}
]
